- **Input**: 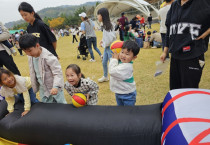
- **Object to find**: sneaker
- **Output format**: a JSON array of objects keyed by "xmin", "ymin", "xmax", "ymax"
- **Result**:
[
  {"xmin": 89, "ymin": 58, "xmax": 96, "ymax": 62},
  {"xmin": 10, "ymin": 47, "xmax": 17, "ymax": 56},
  {"xmin": 152, "ymin": 46, "xmax": 157, "ymax": 49},
  {"xmin": 98, "ymin": 76, "xmax": 109, "ymax": 83}
]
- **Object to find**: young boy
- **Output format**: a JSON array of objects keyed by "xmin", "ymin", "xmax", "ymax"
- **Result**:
[
  {"xmin": 19, "ymin": 34, "xmax": 66, "ymax": 104},
  {"xmin": 109, "ymin": 40, "xmax": 140, "ymax": 106}
]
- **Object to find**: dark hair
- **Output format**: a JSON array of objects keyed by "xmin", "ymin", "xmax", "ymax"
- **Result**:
[
  {"xmin": 97, "ymin": 8, "xmax": 113, "ymax": 31},
  {"xmin": 166, "ymin": 0, "xmax": 173, "ymax": 3},
  {"xmin": 66, "ymin": 64, "xmax": 85, "ymax": 78},
  {"xmin": 122, "ymin": 40, "xmax": 140, "ymax": 56},
  {"xmin": 121, "ymin": 12, "xmax": 125, "ymax": 16},
  {"xmin": 141, "ymin": 15, "xmax": 144, "ymax": 17},
  {"xmin": 147, "ymin": 31, "xmax": 151, "ymax": 35},
  {"xmin": 18, "ymin": 2, "xmax": 42, "ymax": 21},
  {"xmin": 19, "ymin": 34, "xmax": 39, "ymax": 50},
  {"xmin": 0, "ymin": 68, "xmax": 14, "ymax": 85},
  {"xmin": 124, "ymin": 25, "xmax": 130, "ymax": 36}
]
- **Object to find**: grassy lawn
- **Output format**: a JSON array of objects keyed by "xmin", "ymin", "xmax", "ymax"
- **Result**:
[{"xmin": 13, "ymin": 23, "xmax": 210, "ymax": 105}]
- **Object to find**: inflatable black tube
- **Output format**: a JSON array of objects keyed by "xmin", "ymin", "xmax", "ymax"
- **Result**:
[{"xmin": 0, "ymin": 100, "xmax": 162, "ymax": 145}]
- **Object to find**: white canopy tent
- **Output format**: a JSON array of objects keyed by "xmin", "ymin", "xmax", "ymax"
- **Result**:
[{"xmin": 94, "ymin": 0, "xmax": 159, "ymax": 22}]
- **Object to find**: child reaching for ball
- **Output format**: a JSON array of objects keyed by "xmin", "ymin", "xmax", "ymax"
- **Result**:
[
  {"xmin": 0, "ymin": 68, "xmax": 39, "ymax": 116},
  {"xmin": 64, "ymin": 64, "xmax": 99, "ymax": 105},
  {"xmin": 109, "ymin": 40, "xmax": 140, "ymax": 106}
]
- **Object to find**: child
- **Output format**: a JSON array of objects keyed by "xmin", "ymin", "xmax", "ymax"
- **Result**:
[
  {"xmin": 0, "ymin": 68, "xmax": 39, "ymax": 116},
  {"xmin": 123, "ymin": 25, "xmax": 135, "ymax": 41},
  {"xmin": 109, "ymin": 40, "xmax": 140, "ymax": 106},
  {"xmin": 97, "ymin": 8, "xmax": 117, "ymax": 83},
  {"xmin": 143, "ymin": 31, "xmax": 151, "ymax": 48},
  {"xmin": 19, "ymin": 34, "xmax": 67, "ymax": 104},
  {"xmin": 64, "ymin": 64, "xmax": 99, "ymax": 105},
  {"xmin": 15, "ymin": 40, "xmax": 24, "ymax": 56}
]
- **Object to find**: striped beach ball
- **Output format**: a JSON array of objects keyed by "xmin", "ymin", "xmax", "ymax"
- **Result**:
[
  {"xmin": 110, "ymin": 40, "xmax": 124, "ymax": 53},
  {"xmin": 72, "ymin": 93, "xmax": 87, "ymax": 108}
]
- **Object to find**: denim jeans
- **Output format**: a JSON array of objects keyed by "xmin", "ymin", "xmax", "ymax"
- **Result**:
[
  {"xmin": 115, "ymin": 90, "xmax": 136, "ymax": 106},
  {"xmin": 18, "ymin": 88, "xmax": 39, "ymax": 103},
  {"xmin": 86, "ymin": 37, "xmax": 102, "ymax": 60},
  {"xmin": 153, "ymin": 41, "xmax": 162, "ymax": 47},
  {"xmin": 102, "ymin": 47, "xmax": 112, "ymax": 77}
]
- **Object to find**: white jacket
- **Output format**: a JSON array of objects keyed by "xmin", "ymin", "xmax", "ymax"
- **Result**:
[{"xmin": 109, "ymin": 58, "xmax": 136, "ymax": 94}]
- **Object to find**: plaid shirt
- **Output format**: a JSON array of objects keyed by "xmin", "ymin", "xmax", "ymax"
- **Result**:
[{"xmin": 64, "ymin": 78, "xmax": 99, "ymax": 105}]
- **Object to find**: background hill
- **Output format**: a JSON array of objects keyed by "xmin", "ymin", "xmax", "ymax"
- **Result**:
[{"xmin": 5, "ymin": 1, "xmax": 98, "ymax": 29}]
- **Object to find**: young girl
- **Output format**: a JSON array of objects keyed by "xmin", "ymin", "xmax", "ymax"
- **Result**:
[
  {"xmin": 123, "ymin": 25, "xmax": 135, "ymax": 42},
  {"xmin": 18, "ymin": 2, "xmax": 58, "ymax": 58},
  {"xmin": 97, "ymin": 8, "xmax": 117, "ymax": 83},
  {"xmin": 64, "ymin": 64, "xmax": 99, "ymax": 105},
  {"xmin": 0, "ymin": 68, "xmax": 39, "ymax": 116}
]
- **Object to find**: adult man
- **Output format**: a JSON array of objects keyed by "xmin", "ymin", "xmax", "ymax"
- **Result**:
[
  {"xmin": 0, "ymin": 21, "xmax": 20, "ymax": 75},
  {"xmin": 147, "ymin": 14, "xmax": 152, "ymax": 29},
  {"xmin": 119, "ymin": 12, "xmax": 128, "ymax": 41}
]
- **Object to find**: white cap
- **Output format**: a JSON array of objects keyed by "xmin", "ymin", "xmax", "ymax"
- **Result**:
[{"xmin": 79, "ymin": 12, "xmax": 87, "ymax": 18}]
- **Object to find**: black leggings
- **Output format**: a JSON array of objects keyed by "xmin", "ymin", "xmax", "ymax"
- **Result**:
[
  {"xmin": 72, "ymin": 35, "xmax": 78, "ymax": 43},
  {"xmin": 0, "ymin": 50, "xmax": 21, "ymax": 75}
]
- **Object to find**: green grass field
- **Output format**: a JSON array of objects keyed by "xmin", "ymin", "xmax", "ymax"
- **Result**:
[{"xmin": 13, "ymin": 23, "xmax": 210, "ymax": 105}]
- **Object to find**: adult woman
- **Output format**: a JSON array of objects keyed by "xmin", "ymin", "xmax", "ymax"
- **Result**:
[
  {"xmin": 79, "ymin": 12, "xmax": 102, "ymax": 62},
  {"xmin": 160, "ymin": 0, "xmax": 210, "ymax": 90},
  {"xmin": 18, "ymin": 2, "xmax": 58, "ymax": 57}
]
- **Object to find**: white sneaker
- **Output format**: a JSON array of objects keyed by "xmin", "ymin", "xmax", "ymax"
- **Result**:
[
  {"xmin": 10, "ymin": 47, "xmax": 17, "ymax": 56},
  {"xmin": 89, "ymin": 58, "xmax": 96, "ymax": 62},
  {"xmin": 98, "ymin": 76, "xmax": 109, "ymax": 83}
]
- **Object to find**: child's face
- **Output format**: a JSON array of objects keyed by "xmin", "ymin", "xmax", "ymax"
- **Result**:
[
  {"xmin": 23, "ymin": 43, "xmax": 42, "ymax": 58},
  {"xmin": 66, "ymin": 68, "xmax": 81, "ymax": 86},
  {"xmin": 1, "ymin": 73, "xmax": 16, "ymax": 88},
  {"xmin": 97, "ymin": 14, "xmax": 102, "ymax": 22},
  {"xmin": 19, "ymin": 10, "xmax": 34, "ymax": 23},
  {"xmin": 119, "ymin": 48, "xmax": 137, "ymax": 63}
]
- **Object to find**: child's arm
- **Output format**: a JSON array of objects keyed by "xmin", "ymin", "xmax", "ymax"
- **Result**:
[
  {"xmin": 64, "ymin": 83, "xmax": 74, "ymax": 96},
  {"xmin": 45, "ymin": 56, "xmax": 64, "ymax": 91},
  {"xmin": 109, "ymin": 58, "xmax": 133, "ymax": 81},
  {"xmin": 22, "ymin": 90, "xmax": 31, "ymax": 116},
  {"xmin": 5, "ymin": 97, "xmax": 15, "ymax": 113},
  {"xmin": 87, "ymin": 79, "xmax": 99, "ymax": 99}
]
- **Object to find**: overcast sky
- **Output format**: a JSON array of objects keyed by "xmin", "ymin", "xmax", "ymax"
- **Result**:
[{"xmin": 0, "ymin": 0, "xmax": 102, "ymax": 24}]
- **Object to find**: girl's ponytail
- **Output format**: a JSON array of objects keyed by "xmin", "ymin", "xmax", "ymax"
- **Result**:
[{"xmin": 34, "ymin": 13, "xmax": 42, "ymax": 21}]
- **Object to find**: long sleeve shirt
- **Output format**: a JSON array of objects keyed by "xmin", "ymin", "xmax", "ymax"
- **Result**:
[{"xmin": 0, "ymin": 76, "xmax": 31, "ymax": 113}]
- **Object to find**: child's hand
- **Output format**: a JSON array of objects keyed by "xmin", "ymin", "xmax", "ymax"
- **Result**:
[
  {"xmin": 6, "ymin": 112, "xmax": 12, "ymax": 116},
  {"xmin": 100, "ymin": 40, "xmax": 103, "ymax": 47},
  {"xmin": 50, "ymin": 88, "xmax": 58, "ymax": 95},
  {"xmin": 85, "ymin": 94, "xmax": 90, "ymax": 103},
  {"xmin": 112, "ymin": 50, "xmax": 119, "ymax": 60},
  {"xmin": 21, "ymin": 110, "xmax": 29, "ymax": 117}
]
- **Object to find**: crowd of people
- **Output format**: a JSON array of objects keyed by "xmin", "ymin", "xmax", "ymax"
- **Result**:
[{"xmin": 0, "ymin": 0, "xmax": 210, "ymax": 117}]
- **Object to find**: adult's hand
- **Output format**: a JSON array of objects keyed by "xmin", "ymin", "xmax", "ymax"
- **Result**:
[{"xmin": 196, "ymin": 28, "xmax": 210, "ymax": 40}]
